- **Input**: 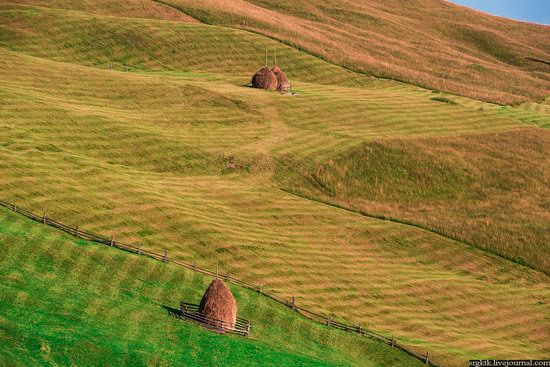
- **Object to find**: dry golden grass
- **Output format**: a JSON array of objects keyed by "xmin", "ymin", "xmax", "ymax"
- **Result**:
[
  {"xmin": 163, "ymin": 0, "xmax": 550, "ymax": 104},
  {"xmin": 0, "ymin": 0, "xmax": 198, "ymax": 22}
]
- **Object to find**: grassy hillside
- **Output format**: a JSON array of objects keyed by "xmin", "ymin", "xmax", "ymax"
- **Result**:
[
  {"xmin": 0, "ymin": 3, "xmax": 549, "ymax": 367},
  {"xmin": 279, "ymin": 128, "xmax": 550, "ymax": 273},
  {"xmin": 160, "ymin": 0, "xmax": 550, "ymax": 104},
  {"xmin": 0, "ymin": 0, "xmax": 199, "ymax": 21},
  {"xmin": 0, "ymin": 206, "xmax": 423, "ymax": 367},
  {"xmin": 0, "ymin": 3, "xmax": 365, "ymax": 86}
]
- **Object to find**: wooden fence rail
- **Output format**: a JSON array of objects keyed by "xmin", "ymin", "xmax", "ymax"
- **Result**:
[
  {"xmin": 0, "ymin": 200, "xmax": 444, "ymax": 367},
  {"xmin": 179, "ymin": 301, "xmax": 251, "ymax": 336}
]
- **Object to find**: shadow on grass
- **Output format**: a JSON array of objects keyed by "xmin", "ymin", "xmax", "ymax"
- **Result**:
[{"xmin": 161, "ymin": 305, "xmax": 182, "ymax": 319}]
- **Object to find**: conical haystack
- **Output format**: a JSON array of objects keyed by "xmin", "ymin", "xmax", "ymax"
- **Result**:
[
  {"xmin": 251, "ymin": 67, "xmax": 277, "ymax": 91},
  {"xmin": 199, "ymin": 279, "xmax": 237, "ymax": 331},
  {"xmin": 271, "ymin": 66, "xmax": 290, "ymax": 91}
]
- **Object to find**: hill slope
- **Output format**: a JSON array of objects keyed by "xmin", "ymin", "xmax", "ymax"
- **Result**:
[
  {"xmin": 161, "ymin": 0, "xmax": 550, "ymax": 104},
  {"xmin": 0, "ymin": 206, "xmax": 422, "ymax": 367},
  {"xmin": 0, "ymin": 0, "xmax": 199, "ymax": 22},
  {"xmin": 280, "ymin": 128, "xmax": 550, "ymax": 273},
  {"xmin": 0, "ymin": 3, "xmax": 549, "ymax": 367}
]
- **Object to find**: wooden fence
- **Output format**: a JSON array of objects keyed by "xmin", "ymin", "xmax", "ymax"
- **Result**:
[
  {"xmin": 0, "ymin": 200, "xmax": 444, "ymax": 367},
  {"xmin": 180, "ymin": 301, "xmax": 251, "ymax": 336}
]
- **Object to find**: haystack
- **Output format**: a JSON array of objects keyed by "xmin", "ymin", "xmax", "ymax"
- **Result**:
[
  {"xmin": 251, "ymin": 67, "xmax": 277, "ymax": 91},
  {"xmin": 271, "ymin": 66, "xmax": 290, "ymax": 91},
  {"xmin": 199, "ymin": 279, "xmax": 237, "ymax": 331}
]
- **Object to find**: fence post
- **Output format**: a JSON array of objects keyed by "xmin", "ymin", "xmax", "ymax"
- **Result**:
[
  {"xmin": 164, "ymin": 250, "xmax": 168, "ymax": 263},
  {"xmin": 425, "ymin": 352, "xmax": 429, "ymax": 365},
  {"xmin": 193, "ymin": 259, "xmax": 196, "ymax": 272},
  {"xmin": 110, "ymin": 234, "xmax": 114, "ymax": 247},
  {"xmin": 13, "ymin": 203, "xmax": 16, "ymax": 212},
  {"xmin": 358, "ymin": 325, "xmax": 363, "ymax": 334},
  {"xmin": 43, "ymin": 211, "xmax": 47, "ymax": 224},
  {"xmin": 138, "ymin": 246, "xmax": 141, "ymax": 255},
  {"xmin": 75, "ymin": 225, "xmax": 79, "ymax": 237},
  {"xmin": 291, "ymin": 296, "xmax": 296, "ymax": 310},
  {"xmin": 246, "ymin": 319, "xmax": 251, "ymax": 335},
  {"xmin": 225, "ymin": 272, "xmax": 229, "ymax": 282},
  {"xmin": 327, "ymin": 316, "xmax": 331, "ymax": 327},
  {"xmin": 259, "ymin": 283, "xmax": 262, "ymax": 295},
  {"xmin": 391, "ymin": 335, "xmax": 395, "ymax": 347}
]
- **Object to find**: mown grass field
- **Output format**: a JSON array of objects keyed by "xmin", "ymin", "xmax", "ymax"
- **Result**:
[
  {"xmin": 0, "ymin": 3, "xmax": 549, "ymax": 367},
  {"xmin": 282, "ymin": 128, "xmax": 550, "ymax": 273},
  {"xmin": 0, "ymin": 206, "xmax": 424, "ymax": 367},
  {"xmin": 161, "ymin": 0, "xmax": 550, "ymax": 104}
]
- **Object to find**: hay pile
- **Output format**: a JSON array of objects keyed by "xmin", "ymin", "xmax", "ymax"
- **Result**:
[
  {"xmin": 251, "ymin": 67, "xmax": 277, "ymax": 90},
  {"xmin": 271, "ymin": 66, "xmax": 290, "ymax": 91},
  {"xmin": 199, "ymin": 279, "xmax": 237, "ymax": 331}
]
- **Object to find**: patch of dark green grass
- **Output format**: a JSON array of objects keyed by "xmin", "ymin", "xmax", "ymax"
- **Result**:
[
  {"xmin": 467, "ymin": 63, "xmax": 488, "ymax": 72},
  {"xmin": 456, "ymin": 28, "xmax": 525, "ymax": 67},
  {"xmin": 431, "ymin": 96, "xmax": 458, "ymax": 105}
]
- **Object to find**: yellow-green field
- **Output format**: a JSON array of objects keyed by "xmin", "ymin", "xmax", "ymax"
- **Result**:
[
  {"xmin": 1, "ymin": 206, "xmax": 424, "ymax": 367},
  {"xmin": 0, "ymin": 3, "xmax": 549, "ymax": 366},
  {"xmin": 162, "ymin": 0, "xmax": 550, "ymax": 104}
]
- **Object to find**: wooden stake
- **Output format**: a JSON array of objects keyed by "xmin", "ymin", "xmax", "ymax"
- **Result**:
[
  {"xmin": 13, "ymin": 203, "xmax": 16, "ymax": 212},
  {"xmin": 43, "ymin": 211, "xmax": 46, "ymax": 224},
  {"xmin": 391, "ymin": 335, "xmax": 395, "ymax": 347},
  {"xmin": 75, "ymin": 225, "xmax": 79, "ymax": 236},
  {"xmin": 327, "ymin": 316, "xmax": 331, "ymax": 327},
  {"xmin": 138, "ymin": 247, "xmax": 141, "ymax": 255},
  {"xmin": 425, "ymin": 352, "xmax": 429, "ymax": 365},
  {"xmin": 163, "ymin": 250, "xmax": 168, "ymax": 263},
  {"xmin": 259, "ymin": 283, "xmax": 262, "ymax": 295},
  {"xmin": 193, "ymin": 259, "xmax": 196, "ymax": 272},
  {"xmin": 291, "ymin": 296, "xmax": 296, "ymax": 310},
  {"xmin": 110, "ymin": 234, "xmax": 114, "ymax": 247}
]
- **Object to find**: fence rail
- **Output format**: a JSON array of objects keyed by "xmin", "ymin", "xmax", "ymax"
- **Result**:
[
  {"xmin": 180, "ymin": 301, "xmax": 251, "ymax": 336},
  {"xmin": 0, "ymin": 200, "xmax": 444, "ymax": 367}
]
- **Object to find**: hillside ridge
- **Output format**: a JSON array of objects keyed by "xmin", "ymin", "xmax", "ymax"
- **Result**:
[{"xmin": 159, "ymin": 0, "xmax": 550, "ymax": 104}]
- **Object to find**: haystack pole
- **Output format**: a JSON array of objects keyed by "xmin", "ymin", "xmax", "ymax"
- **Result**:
[{"xmin": 251, "ymin": 43, "xmax": 281, "ymax": 91}]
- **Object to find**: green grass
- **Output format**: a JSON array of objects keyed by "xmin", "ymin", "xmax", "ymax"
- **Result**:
[
  {"xmin": 455, "ymin": 27, "xmax": 524, "ymax": 67},
  {"xmin": 0, "ymin": 4, "xmax": 549, "ymax": 367},
  {"xmin": 0, "ymin": 3, "xmax": 366, "ymax": 87},
  {"xmin": 279, "ymin": 129, "xmax": 550, "ymax": 274},
  {"xmin": 430, "ymin": 97, "xmax": 458, "ymax": 105},
  {"xmin": 0, "ymin": 206, "xmax": 423, "ymax": 367}
]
